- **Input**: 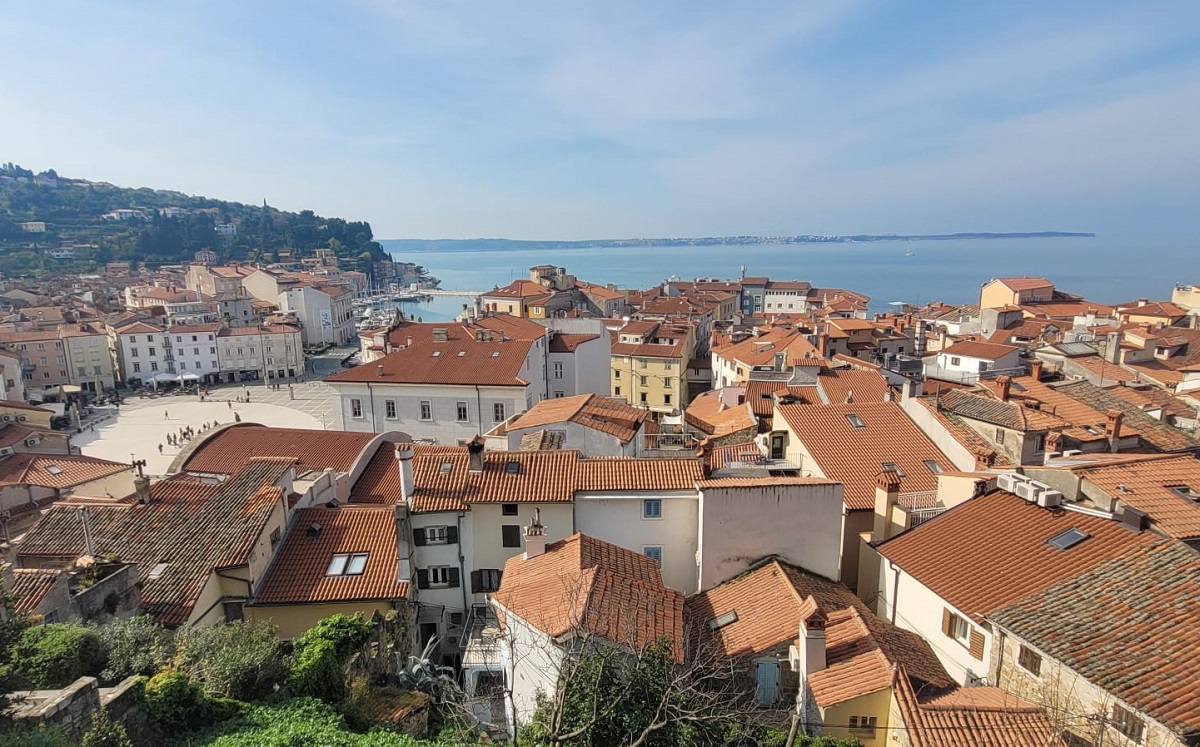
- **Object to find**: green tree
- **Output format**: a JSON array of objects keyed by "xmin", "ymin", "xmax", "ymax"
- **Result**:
[
  {"xmin": 175, "ymin": 620, "xmax": 288, "ymax": 701},
  {"xmin": 6, "ymin": 624, "xmax": 106, "ymax": 689},
  {"xmin": 97, "ymin": 615, "xmax": 175, "ymax": 684}
]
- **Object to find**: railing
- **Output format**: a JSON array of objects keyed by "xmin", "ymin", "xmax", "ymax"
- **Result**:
[{"xmin": 903, "ymin": 505, "xmax": 948, "ymax": 528}]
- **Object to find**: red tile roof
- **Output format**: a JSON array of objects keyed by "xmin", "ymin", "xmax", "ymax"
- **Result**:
[
  {"xmin": 548, "ymin": 333, "xmax": 599, "ymax": 353},
  {"xmin": 686, "ymin": 560, "xmax": 952, "ymax": 707},
  {"xmin": 776, "ymin": 402, "xmax": 952, "ymax": 509},
  {"xmin": 11, "ymin": 568, "xmax": 63, "ymax": 614},
  {"xmin": 876, "ymin": 491, "xmax": 1156, "ymax": 621},
  {"xmin": 18, "ymin": 459, "xmax": 291, "ymax": 626},
  {"xmin": 494, "ymin": 533, "xmax": 684, "ymax": 661},
  {"xmin": 507, "ymin": 394, "xmax": 646, "ymax": 443},
  {"xmin": 1073, "ymin": 454, "xmax": 1200, "ymax": 540},
  {"xmin": 989, "ymin": 540, "xmax": 1200, "ymax": 738},
  {"xmin": 253, "ymin": 506, "xmax": 408, "ymax": 605},
  {"xmin": 939, "ymin": 340, "xmax": 1019, "ymax": 360},
  {"xmin": 182, "ymin": 425, "xmax": 376, "ymax": 474},
  {"xmin": 0, "ymin": 453, "xmax": 129, "ymax": 489},
  {"xmin": 994, "ymin": 277, "xmax": 1053, "ymax": 291}
]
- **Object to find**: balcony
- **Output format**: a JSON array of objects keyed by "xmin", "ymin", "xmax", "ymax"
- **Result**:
[{"xmin": 460, "ymin": 604, "xmax": 509, "ymax": 738}]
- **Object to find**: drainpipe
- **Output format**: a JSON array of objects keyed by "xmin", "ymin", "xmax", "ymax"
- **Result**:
[
  {"xmin": 457, "ymin": 512, "xmax": 469, "ymax": 615},
  {"xmin": 474, "ymin": 385, "xmax": 483, "ymax": 437},
  {"xmin": 367, "ymin": 382, "xmax": 377, "ymax": 432},
  {"xmin": 888, "ymin": 561, "xmax": 901, "ymax": 625}
]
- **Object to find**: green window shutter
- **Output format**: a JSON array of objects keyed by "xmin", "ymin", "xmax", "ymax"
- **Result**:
[
  {"xmin": 470, "ymin": 570, "xmax": 483, "ymax": 594},
  {"xmin": 413, "ymin": 528, "xmax": 427, "ymax": 546},
  {"xmin": 416, "ymin": 569, "xmax": 430, "ymax": 589},
  {"xmin": 448, "ymin": 567, "xmax": 461, "ymax": 588},
  {"xmin": 446, "ymin": 525, "xmax": 459, "ymax": 544}
]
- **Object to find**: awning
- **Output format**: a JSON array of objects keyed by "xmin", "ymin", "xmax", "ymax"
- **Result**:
[
  {"xmin": 178, "ymin": 373, "xmax": 200, "ymax": 381},
  {"xmin": 153, "ymin": 372, "xmax": 178, "ymax": 383}
]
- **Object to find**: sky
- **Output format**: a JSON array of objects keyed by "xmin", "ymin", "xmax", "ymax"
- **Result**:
[{"xmin": 2, "ymin": 1, "xmax": 1199, "ymax": 239}]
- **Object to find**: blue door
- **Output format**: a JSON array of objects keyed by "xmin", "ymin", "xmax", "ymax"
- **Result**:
[{"xmin": 756, "ymin": 661, "xmax": 779, "ymax": 705}]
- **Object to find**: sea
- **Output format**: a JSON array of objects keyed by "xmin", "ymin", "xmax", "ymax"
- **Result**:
[{"xmin": 381, "ymin": 232, "xmax": 1199, "ymax": 323}]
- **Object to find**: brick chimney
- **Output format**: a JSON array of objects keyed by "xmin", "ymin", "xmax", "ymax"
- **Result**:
[
  {"xmin": 996, "ymin": 375, "xmax": 1011, "ymax": 402},
  {"xmin": 524, "ymin": 508, "xmax": 546, "ymax": 559},
  {"xmin": 798, "ymin": 597, "xmax": 828, "ymax": 675},
  {"xmin": 816, "ymin": 332, "xmax": 827, "ymax": 358},
  {"xmin": 1105, "ymin": 409, "xmax": 1124, "ymax": 452},
  {"xmin": 1029, "ymin": 359, "xmax": 1043, "ymax": 381},
  {"xmin": 873, "ymin": 470, "xmax": 902, "ymax": 541},
  {"xmin": 394, "ymin": 444, "xmax": 414, "ymax": 506},
  {"xmin": 134, "ymin": 474, "xmax": 151, "ymax": 505}
]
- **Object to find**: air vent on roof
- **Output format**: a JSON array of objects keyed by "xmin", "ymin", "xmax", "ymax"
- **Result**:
[
  {"xmin": 1046, "ymin": 527, "xmax": 1089, "ymax": 551},
  {"xmin": 307, "ymin": 523, "xmax": 322, "ymax": 537}
]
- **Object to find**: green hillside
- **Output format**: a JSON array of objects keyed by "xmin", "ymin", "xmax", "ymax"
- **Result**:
[{"xmin": 0, "ymin": 163, "xmax": 388, "ymax": 276}]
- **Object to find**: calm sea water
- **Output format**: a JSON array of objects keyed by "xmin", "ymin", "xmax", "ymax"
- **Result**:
[{"xmin": 383, "ymin": 233, "xmax": 1198, "ymax": 322}]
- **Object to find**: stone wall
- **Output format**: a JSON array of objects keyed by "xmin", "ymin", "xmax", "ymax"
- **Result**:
[
  {"xmin": 102, "ymin": 676, "xmax": 154, "ymax": 744},
  {"xmin": 9, "ymin": 676, "xmax": 101, "ymax": 743}
]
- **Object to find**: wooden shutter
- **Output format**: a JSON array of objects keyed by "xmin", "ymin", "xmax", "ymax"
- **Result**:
[
  {"xmin": 470, "ymin": 570, "xmax": 483, "ymax": 593},
  {"xmin": 448, "ymin": 567, "xmax": 461, "ymax": 588},
  {"xmin": 969, "ymin": 630, "xmax": 985, "ymax": 660},
  {"xmin": 941, "ymin": 608, "xmax": 954, "ymax": 637},
  {"xmin": 445, "ymin": 525, "xmax": 459, "ymax": 544},
  {"xmin": 413, "ymin": 528, "xmax": 427, "ymax": 546},
  {"xmin": 416, "ymin": 569, "xmax": 430, "ymax": 589}
]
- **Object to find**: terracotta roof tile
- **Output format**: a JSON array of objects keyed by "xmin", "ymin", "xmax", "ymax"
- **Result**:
[
  {"xmin": 548, "ymin": 333, "xmax": 599, "ymax": 353},
  {"xmin": 10, "ymin": 569, "xmax": 62, "ymax": 614},
  {"xmin": 933, "ymin": 389, "xmax": 1069, "ymax": 432},
  {"xmin": 990, "ymin": 541, "xmax": 1200, "ymax": 737},
  {"xmin": 575, "ymin": 457, "xmax": 703, "ymax": 491},
  {"xmin": 0, "ymin": 453, "xmax": 129, "ymax": 489},
  {"xmin": 183, "ymin": 425, "xmax": 376, "ymax": 474},
  {"xmin": 939, "ymin": 340, "xmax": 1020, "ymax": 360},
  {"xmin": 494, "ymin": 533, "xmax": 683, "ymax": 661},
  {"xmin": 685, "ymin": 560, "xmax": 951, "ymax": 707},
  {"xmin": 877, "ymin": 491, "xmax": 1157, "ymax": 620},
  {"xmin": 508, "ymin": 394, "xmax": 646, "ymax": 443},
  {"xmin": 18, "ymin": 459, "xmax": 291, "ymax": 626},
  {"xmin": 1073, "ymin": 454, "xmax": 1200, "ymax": 540},
  {"xmin": 776, "ymin": 402, "xmax": 952, "ymax": 510},
  {"xmin": 1053, "ymin": 379, "xmax": 1199, "ymax": 452},
  {"xmin": 817, "ymin": 368, "xmax": 892, "ymax": 405},
  {"xmin": 253, "ymin": 506, "xmax": 408, "ymax": 605},
  {"xmin": 684, "ymin": 390, "xmax": 757, "ymax": 436},
  {"xmin": 995, "ymin": 277, "xmax": 1053, "ymax": 291}
]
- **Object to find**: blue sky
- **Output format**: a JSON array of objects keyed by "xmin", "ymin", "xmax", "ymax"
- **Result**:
[{"xmin": 2, "ymin": 1, "xmax": 1198, "ymax": 239}]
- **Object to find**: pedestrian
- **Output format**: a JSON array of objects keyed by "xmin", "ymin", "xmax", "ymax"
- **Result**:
[
  {"xmin": 158, "ymin": 443, "xmax": 163, "ymax": 454},
  {"xmin": 227, "ymin": 400, "xmax": 232, "ymax": 409},
  {"xmin": 164, "ymin": 410, "xmax": 169, "ymax": 420}
]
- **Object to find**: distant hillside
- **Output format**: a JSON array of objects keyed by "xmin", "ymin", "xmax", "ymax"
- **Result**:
[
  {"xmin": 0, "ymin": 163, "xmax": 389, "ymax": 276},
  {"xmin": 384, "ymin": 232, "xmax": 1094, "ymax": 252}
]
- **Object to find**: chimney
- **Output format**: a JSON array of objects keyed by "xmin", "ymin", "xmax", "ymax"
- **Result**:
[
  {"xmin": 524, "ymin": 507, "xmax": 546, "ymax": 559},
  {"xmin": 1104, "ymin": 330, "xmax": 1122, "ymax": 364},
  {"xmin": 1105, "ymin": 409, "xmax": 1124, "ymax": 452},
  {"xmin": 1029, "ymin": 359, "xmax": 1043, "ymax": 381},
  {"xmin": 1121, "ymin": 506, "xmax": 1150, "ymax": 533},
  {"xmin": 134, "ymin": 474, "xmax": 151, "ymax": 505},
  {"xmin": 394, "ymin": 444, "xmax": 414, "ymax": 506},
  {"xmin": 816, "ymin": 332, "xmax": 828, "ymax": 358},
  {"xmin": 873, "ymin": 470, "xmax": 902, "ymax": 541},
  {"xmin": 1137, "ymin": 298, "xmax": 1148, "ymax": 307},
  {"xmin": 406, "ymin": 335, "xmax": 413, "ymax": 348},
  {"xmin": 844, "ymin": 390, "xmax": 855, "ymax": 404},
  {"xmin": 996, "ymin": 375, "xmax": 1011, "ymax": 402},
  {"xmin": 377, "ymin": 364, "xmax": 384, "ymax": 378},
  {"xmin": 798, "ymin": 597, "xmax": 827, "ymax": 675},
  {"xmin": 467, "ymin": 436, "xmax": 485, "ymax": 473}
]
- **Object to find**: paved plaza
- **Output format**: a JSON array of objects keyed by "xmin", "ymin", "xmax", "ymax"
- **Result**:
[{"xmin": 76, "ymin": 380, "xmax": 340, "ymax": 477}]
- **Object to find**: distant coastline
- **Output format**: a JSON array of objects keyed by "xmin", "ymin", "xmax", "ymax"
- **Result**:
[{"xmin": 383, "ymin": 232, "xmax": 1094, "ymax": 253}]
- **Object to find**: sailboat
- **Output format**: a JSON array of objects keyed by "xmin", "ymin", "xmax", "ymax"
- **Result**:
[{"xmin": 904, "ymin": 248, "xmax": 916, "ymax": 257}]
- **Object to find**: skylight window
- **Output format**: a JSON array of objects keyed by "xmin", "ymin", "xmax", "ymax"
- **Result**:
[
  {"xmin": 1046, "ymin": 528, "xmax": 1090, "ymax": 551},
  {"xmin": 505, "ymin": 461, "xmax": 521, "ymax": 475},
  {"xmin": 1169, "ymin": 485, "xmax": 1200, "ymax": 502},
  {"xmin": 439, "ymin": 462, "xmax": 453, "ymax": 474},
  {"xmin": 492, "ymin": 351, "xmax": 500, "ymax": 358},
  {"xmin": 148, "ymin": 562, "xmax": 169, "ymax": 580},
  {"xmin": 327, "ymin": 552, "xmax": 369, "ymax": 576},
  {"xmin": 431, "ymin": 351, "xmax": 441, "ymax": 357},
  {"xmin": 846, "ymin": 414, "xmax": 866, "ymax": 429},
  {"xmin": 882, "ymin": 462, "xmax": 906, "ymax": 478},
  {"xmin": 708, "ymin": 611, "xmax": 738, "ymax": 631},
  {"xmin": 457, "ymin": 351, "xmax": 466, "ymax": 356},
  {"xmin": 44, "ymin": 464, "xmax": 62, "ymax": 475},
  {"xmin": 924, "ymin": 460, "xmax": 944, "ymax": 475}
]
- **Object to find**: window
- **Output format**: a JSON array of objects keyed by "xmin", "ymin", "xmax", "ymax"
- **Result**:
[
  {"xmin": 93, "ymin": 365, "xmax": 101, "ymax": 375},
  {"xmin": 176, "ymin": 349, "xmax": 183, "ymax": 357},
  {"xmin": 327, "ymin": 552, "xmax": 369, "ymax": 576},
  {"xmin": 640, "ymin": 392, "xmax": 648, "ymax": 404},
  {"xmin": 210, "ymin": 346, "xmax": 216, "ymax": 354},
  {"xmin": 149, "ymin": 347, "xmax": 156, "ymax": 356},
  {"xmin": 502, "ymin": 503, "xmax": 519, "ymax": 516},
  {"xmin": 471, "ymin": 569, "xmax": 503, "ymax": 593},
  {"xmin": 150, "ymin": 362, "xmax": 158, "ymax": 371},
  {"xmin": 456, "ymin": 401, "xmax": 469, "ymax": 421},
  {"xmin": 77, "ymin": 366, "xmax": 85, "ymax": 377},
  {"xmin": 943, "ymin": 609, "xmax": 970, "ymax": 644},
  {"xmin": 614, "ymin": 370, "xmax": 620, "ymax": 378},
  {"xmin": 1047, "ymin": 528, "xmax": 1090, "ymax": 551},
  {"xmin": 270, "ymin": 527, "xmax": 282, "ymax": 550},
  {"xmin": 950, "ymin": 356, "xmax": 962, "ymax": 366},
  {"xmin": 614, "ymin": 386, "xmax": 621, "ymax": 396},
  {"xmin": 420, "ymin": 400, "xmax": 432, "ymax": 420},
  {"xmin": 924, "ymin": 460, "xmax": 943, "ymax": 474},
  {"xmin": 643, "ymin": 499, "xmax": 662, "ymax": 519},
  {"xmin": 845, "ymin": 413, "xmax": 866, "ymax": 428},
  {"xmin": 502, "ymin": 525, "xmax": 522, "ymax": 547},
  {"xmin": 643, "ymin": 546, "xmax": 663, "ymax": 565},
  {"xmin": 848, "ymin": 716, "xmax": 877, "ymax": 734},
  {"xmin": 176, "ymin": 336, "xmax": 182, "ymax": 343},
  {"xmin": 755, "ymin": 661, "xmax": 780, "ymax": 705},
  {"xmin": 350, "ymin": 399, "xmax": 363, "ymax": 418},
  {"xmin": 148, "ymin": 562, "xmax": 170, "ymax": 580},
  {"xmin": 1034, "ymin": 434, "xmax": 1047, "ymax": 451},
  {"xmin": 427, "ymin": 526, "xmax": 449, "ymax": 544},
  {"xmin": 995, "ymin": 428, "xmax": 1006, "ymax": 444},
  {"xmin": 1168, "ymin": 485, "xmax": 1200, "ymax": 501},
  {"xmin": 882, "ymin": 462, "xmax": 906, "ymax": 478},
  {"xmin": 385, "ymin": 400, "xmax": 397, "ymax": 419},
  {"xmin": 708, "ymin": 611, "xmax": 738, "ymax": 630},
  {"xmin": 640, "ymin": 375, "xmax": 648, "ymax": 386},
  {"xmin": 1018, "ymin": 644, "xmax": 1042, "ymax": 676},
  {"xmin": 554, "ymin": 362, "xmax": 563, "ymax": 379},
  {"xmin": 493, "ymin": 402, "xmax": 506, "ymax": 422},
  {"xmin": 132, "ymin": 363, "xmax": 141, "ymax": 373},
  {"xmin": 554, "ymin": 391, "xmax": 564, "ymax": 398},
  {"xmin": 1111, "ymin": 704, "xmax": 1144, "ymax": 743},
  {"xmin": 131, "ymin": 348, "xmax": 139, "ymax": 358},
  {"xmin": 223, "ymin": 601, "xmax": 245, "ymax": 622},
  {"xmin": 663, "ymin": 393, "xmax": 672, "ymax": 405},
  {"xmin": 429, "ymin": 566, "xmax": 455, "ymax": 587}
]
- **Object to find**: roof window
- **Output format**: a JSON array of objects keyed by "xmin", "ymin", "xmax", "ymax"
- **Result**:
[
  {"xmin": 431, "ymin": 351, "xmax": 441, "ymax": 357},
  {"xmin": 457, "ymin": 351, "xmax": 466, "ymax": 357},
  {"xmin": 882, "ymin": 462, "xmax": 906, "ymax": 478},
  {"xmin": 148, "ymin": 562, "xmax": 169, "ymax": 580},
  {"xmin": 1046, "ymin": 528, "xmax": 1090, "ymax": 551},
  {"xmin": 505, "ymin": 461, "xmax": 521, "ymax": 475},
  {"xmin": 327, "ymin": 552, "xmax": 369, "ymax": 576},
  {"xmin": 924, "ymin": 460, "xmax": 944, "ymax": 475},
  {"xmin": 1169, "ymin": 485, "xmax": 1200, "ymax": 502},
  {"xmin": 845, "ymin": 414, "xmax": 866, "ymax": 429},
  {"xmin": 439, "ymin": 462, "xmax": 453, "ymax": 474},
  {"xmin": 708, "ymin": 610, "xmax": 738, "ymax": 631},
  {"xmin": 44, "ymin": 464, "xmax": 62, "ymax": 475},
  {"xmin": 492, "ymin": 351, "xmax": 500, "ymax": 358}
]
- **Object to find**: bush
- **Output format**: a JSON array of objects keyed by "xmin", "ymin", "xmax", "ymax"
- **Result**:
[
  {"xmin": 299, "ymin": 613, "xmax": 372, "ymax": 662},
  {"xmin": 289, "ymin": 638, "xmax": 344, "ymax": 703},
  {"xmin": 7, "ymin": 623, "xmax": 106, "ymax": 688},
  {"xmin": 0, "ymin": 725, "xmax": 74, "ymax": 747},
  {"xmin": 81, "ymin": 708, "xmax": 132, "ymax": 747},
  {"xmin": 163, "ymin": 698, "xmax": 421, "ymax": 747},
  {"xmin": 143, "ymin": 671, "xmax": 239, "ymax": 732},
  {"xmin": 97, "ymin": 615, "xmax": 174, "ymax": 684},
  {"xmin": 175, "ymin": 620, "xmax": 289, "ymax": 701}
]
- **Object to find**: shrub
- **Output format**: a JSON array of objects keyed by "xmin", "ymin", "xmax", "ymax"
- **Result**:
[
  {"xmin": 175, "ymin": 620, "xmax": 288, "ymax": 701},
  {"xmin": 143, "ymin": 671, "xmax": 239, "ymax": 732},
  {"xmin": 7, "ymin": 623, "xmax": 105, "ymax": 688},
  {"xmin": 81, "ymin": 708, "xmax": 133, "ymax": 747},
  {"xmin": 0, "ymin": 725, "xmax": 74, "ymax": 747},
  {"xmin": 288, "ymin": 637, "xmax": 344, "ymax": 703},
  {"xmin": 97, "ymin": 615, "xmax": 174, "ymax": 684},
  {"xmin": 163, "ymin": 698, "xmax": 421, "ymax": 747},
  {"xmin": 299, "ymin": 613, "xmax": 372, "ymax": 662}
]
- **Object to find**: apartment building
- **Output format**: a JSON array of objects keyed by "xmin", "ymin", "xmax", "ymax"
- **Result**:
[{"xmin": 609, "ymin": 319, "xmax": 696, "ymax": 417}]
